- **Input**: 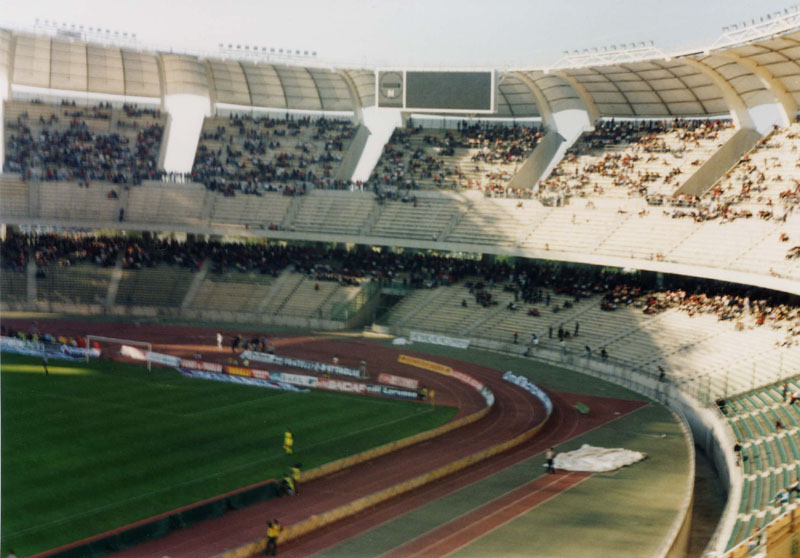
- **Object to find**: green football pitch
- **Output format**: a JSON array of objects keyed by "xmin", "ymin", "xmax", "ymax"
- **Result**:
[{"xmin": 0, "ymin": 353, "xmax": 457, "ymax": 556}]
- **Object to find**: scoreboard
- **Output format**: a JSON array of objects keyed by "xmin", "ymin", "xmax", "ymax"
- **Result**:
[{"xmin": 376, "ymin": 70, "xmax": 496, "ymax": 113}]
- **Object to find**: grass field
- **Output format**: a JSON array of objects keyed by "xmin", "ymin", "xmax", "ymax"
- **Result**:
[{"xmin": 0, "ymin": 353, "xmax": 457, "ymax": 556}]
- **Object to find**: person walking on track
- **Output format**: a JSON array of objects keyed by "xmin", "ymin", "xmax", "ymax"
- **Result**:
[{"xmin": 546, "ymin": 447, "xmax": 556, "ymax": 474}]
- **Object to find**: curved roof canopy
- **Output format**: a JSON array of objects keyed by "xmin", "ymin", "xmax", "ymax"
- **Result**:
[{"xmin": 5, "ymin": 26, "xmax": 800, "ymax": 120}]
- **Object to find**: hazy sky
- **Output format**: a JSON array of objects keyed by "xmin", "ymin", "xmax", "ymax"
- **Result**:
[{"xmin": 0, "ymin": 0, "xmax": 795, "ymax": 68}]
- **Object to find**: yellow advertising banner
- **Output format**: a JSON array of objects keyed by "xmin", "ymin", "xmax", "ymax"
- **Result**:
[
  {"xmin": 226, "ymin": 365, "xmax": 253, "ymax": 378},
  {"xmin": 398, "ymin": 354, "xmax": 452, "ymax": 376}
]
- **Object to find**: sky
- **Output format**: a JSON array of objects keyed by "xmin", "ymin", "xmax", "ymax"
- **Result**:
[{"xmin": 0, "ymin": 0, "xmax": 796, "ymax": 69}]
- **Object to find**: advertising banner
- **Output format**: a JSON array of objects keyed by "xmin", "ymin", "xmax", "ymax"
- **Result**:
[
  {"xmin": 121, "ymin": 345, "xmax": 180, "ymax": 367},
  {"xmin": 1, "ymin": 336, "xmax": 32, "ymax": 350},
  {"xmin": 379, "ymin": 385, "xmax": 419, "ymax": 400},
  {"xmin": 178, "ymin": 368, "xmax": 308, "ymax": 392},
  {"xmin": 240, "ymin": 351, "xmax": 362, "ymax": 379},
  {"xmin": 410, "ymin": 331, "xmax": 470, "ymax": 349},
  {"xmin": 225, "ymin": 365, "xmax": 254, "ymax": 378},
  {"xmin": 269, "ymin": 372, "xmax": 318, "ymax": 387},
  {"xmin": 378, "ymin": 373, "xmax": 419, "ymax": 390},
  {"xmin": 397, "ymin": 354, "xmax": 452, "ymax": 376},
  {"xmin": 502, "ymin": 370, "xmax": 553, "ymax": 416},
  {"xmin": 480, "ymin": 386, "xmax": 495, "ymax": 406},
  {"xmin": 398, "ymin": 354, "xmax": 491, "ymax": 401},
  {"xmin": 316, "ymin": 378, "xmax": 367, "ymax": 394},
  {"xmin": 1, "ymin": 336, "xmax": 99, "ymax": 361},
  {"xmin": 180, "ymin": 359, "xmax": 223, "ymax": 374},
  {"xmin": 145, "ymin": 352, "xmax": 180, "ymax": 367},
  {"xmin": 450, "ymin": 370, "xmax": 484, "ymax": 392},
  {"xmin": 60, "ymin": 345, "xmax": 102, "ymax": 358}
]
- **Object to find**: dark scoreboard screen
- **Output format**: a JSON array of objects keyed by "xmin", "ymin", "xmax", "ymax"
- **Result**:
[{"xmin": 377, "ymin": 70, "xmax": 495, "ymax": 113}]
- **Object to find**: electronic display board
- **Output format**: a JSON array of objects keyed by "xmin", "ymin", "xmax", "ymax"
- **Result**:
[{"xmin": 376, "ymin": 70, "xmax": 495, "ymax": 113}]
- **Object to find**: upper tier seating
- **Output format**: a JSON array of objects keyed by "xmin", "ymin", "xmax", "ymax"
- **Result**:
[
  {"xmin": 191, "ymin": 113, "xmax": 356, "ymax": 195},
  {"xmin": 539, "ymin": 119, "xmax": 735, "ymax": 203},
  {"xmin": 3, "ymin": 100, "xmax": 165, "ymax": 185},
  {"xmin": 705, "ymin": 122, "xmax": 800, "ymax": 219},
  {"xmin": 369, "ymin": 123, "xmax": 540, "ymax": 194}
]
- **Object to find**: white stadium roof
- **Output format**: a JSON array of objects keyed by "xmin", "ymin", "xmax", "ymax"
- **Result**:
[{"xmin": 3, "ymin": 20, "xmax": 800, "ymax": 122}]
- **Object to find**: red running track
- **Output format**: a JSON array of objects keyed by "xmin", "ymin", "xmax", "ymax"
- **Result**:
[
  {"xmin": 274, "ymin": 390, "xmax": 644, "ymax": 558},
  {"xmin": 380, "ymin": 471, "xmax": 591, "ymax": 558},
  {"xmin": 106, "ymin": 339, "xmax": 548, "ymax": 557},
  {"xmin": 3, "ymin": 320, "xmax": 643, "ymax": 558}
]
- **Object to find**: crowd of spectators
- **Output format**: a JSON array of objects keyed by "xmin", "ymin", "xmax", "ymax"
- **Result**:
[
  {"xmin": 638, "ymin": 280, "xmax": 799, "ymax": 342},
  {"xmin": 4, "ymin": 233, "xmax": 798, "ymax": 344},
  {"xmin": 3, "ymin": 101, "xmax": 165, "ymax": 185},
  {"xmin": 190, "ymin": 113, "xmax": 356, "ymax": 196},
  {"xmin": 367, "ymin": 121, "xmax": 540, "ymax": 196},
  {"xmin": 2, "ymin": 232, "xmax": 632, "ymax": 292},
  {"xmin": 2, "ymin": 234, "xmax": 206, "ymax": 277},
  {"xmin": 538, "ymin": 118, "xmax": 732, "ymax": 205},
  {"xmin": 699, "ymin": 123, "xmax": 800, "ymax": 223}
]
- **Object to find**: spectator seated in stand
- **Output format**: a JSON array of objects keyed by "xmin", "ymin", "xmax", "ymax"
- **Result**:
[
  {"xmin": 3, "ymin": 100, "xmax": 165, "ymax": 186},
  {"xmin": 190, "ymin": 113, "xmax": 356, "ymax": 197}
]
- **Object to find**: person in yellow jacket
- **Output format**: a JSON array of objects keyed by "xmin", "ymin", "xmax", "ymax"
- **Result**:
[
  {"xmin": 265, "ymin": 519, "xmax": 281, "ymax": 556},
  {"xmin": 281, "ymin": 471, "xmax": 295, "ymax": 496},
  {"xmin": 290, "ymin": 463, "xmax": 302, "ymax": 495},
  {"xmin": 283, "ymin": 429, "xmax": 293, "ymax": 454}
]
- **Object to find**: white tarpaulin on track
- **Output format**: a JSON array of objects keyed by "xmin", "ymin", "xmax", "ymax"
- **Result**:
[{"xmin": 553, "ymin": 444, "xmax": 646, "ymax": 473}]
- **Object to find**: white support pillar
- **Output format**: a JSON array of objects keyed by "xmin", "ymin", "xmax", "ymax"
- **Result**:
[
  {"xmin": 161, "ymin": 94, "xmax": 212, "ymax": 174},
  {"xmin": 681, "ymin": 58, "xmax": 756, "ymax": 130},
  {"xmin": 716, "ymin": 51, "xmax": 797, "ymax": 126},
  {"xmin": 552, "ymin": 71, "xmax": 601, "ymax": 124},
  {"xmin": 513, "ymin": 71, "xmax": 557, "ymax": 131},
  {"xmin": 351, "ymin": 107, "xmax": 402, "ymax": 183}
]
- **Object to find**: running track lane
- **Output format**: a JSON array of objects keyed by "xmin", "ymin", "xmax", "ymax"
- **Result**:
[
  {"xmin": 102, "ymin": 339, "xmax": 548, "ymax": 557},
  {"xmin": 8, "ymin": 321, "xmax": 642, "ymax": 558},
  {"xmin": 379, "ymin": 471, "xmax": 591, "ymax": 558},
  {"xmin": 274, "ymin": 392, "xmax": 645, "ymax": 558}
]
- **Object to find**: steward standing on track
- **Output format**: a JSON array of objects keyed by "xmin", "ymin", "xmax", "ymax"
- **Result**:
[
  {"xmin": 265, "ymin": 519, "xmax": 281, "ymax": 556},
  {"xmin": 283, "ymin": 429, "xmax": 293, "ymax": 454},
  {"xmin": 546, "ymin": 447, "xmax": 556, "ymax": 474}
]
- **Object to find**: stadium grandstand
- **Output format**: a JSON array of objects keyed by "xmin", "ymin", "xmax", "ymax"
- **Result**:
[{"xmin": 2, "ymin": 3, "xmax": 800, "ymax": 557}]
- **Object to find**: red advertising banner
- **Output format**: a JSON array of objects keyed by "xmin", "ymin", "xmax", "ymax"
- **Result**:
[
  {"xmin": 378, "ymin": 372, "xmax": 419, "ymax": 390},
  {"xmin": 450, "ymin": 369, "xmax": 484, "ymax": 391}
]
